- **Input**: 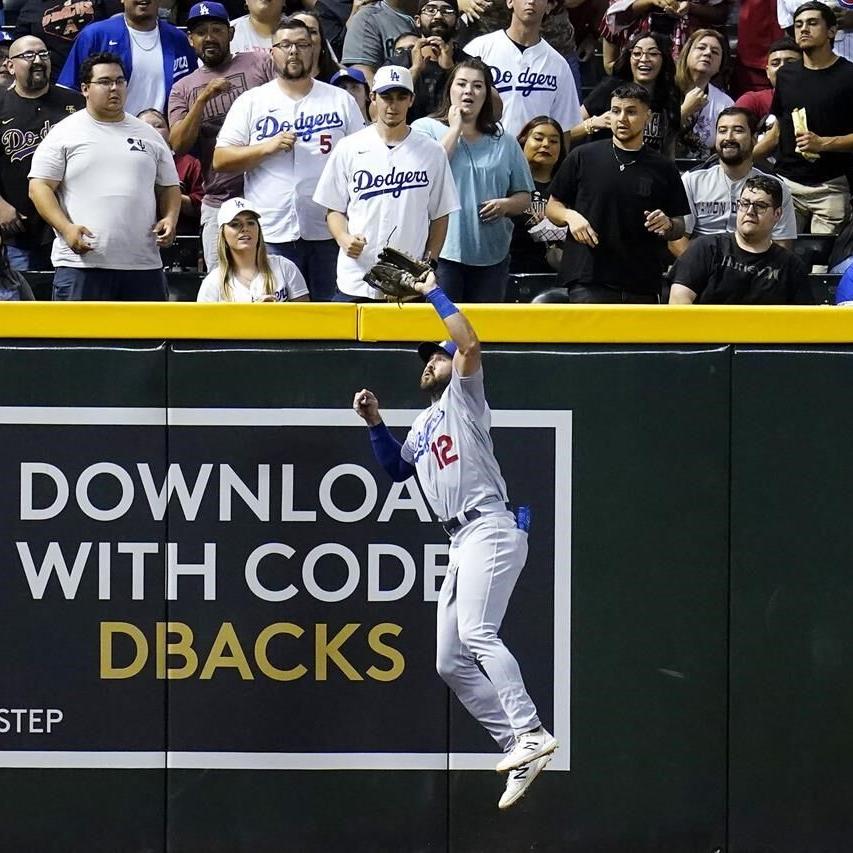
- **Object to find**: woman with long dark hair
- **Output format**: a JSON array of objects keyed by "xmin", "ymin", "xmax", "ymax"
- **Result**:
[
  {"xmin": 292, "ymin": 10, "xmax": 341, "ymax": 82},
  {"xmin": 510, "ymin": 116, "xmax": 568, "ymax": 274},
  {"xmin": 570, "ymin": 31, "xmax": 680, "ymax": 157},
  {"xmin": 412, "ymin": 59, "xmax": 533, "ymax": 302}
]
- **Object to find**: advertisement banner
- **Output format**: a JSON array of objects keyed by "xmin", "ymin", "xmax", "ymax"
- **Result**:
[{"xmin": 0, "ymin": 406, "xmax": 571, "ymax": 771}]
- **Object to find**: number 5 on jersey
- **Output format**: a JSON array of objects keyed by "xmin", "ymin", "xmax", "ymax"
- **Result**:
[
  {"xmin": 431, "ymin": 434, "xmax": 459, "ymax": 470},
  {"xmin": 319, "ymin": 133, "xmax": 332, "ymax": 154}
]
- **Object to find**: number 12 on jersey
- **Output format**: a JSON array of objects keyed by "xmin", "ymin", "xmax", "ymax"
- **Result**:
[{"xmin": 430, "ymin": 434, "xmax": 459, "ymax": 470}]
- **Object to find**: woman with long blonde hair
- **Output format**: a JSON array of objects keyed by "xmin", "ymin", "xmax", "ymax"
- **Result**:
[{"xmin": 197, "ymin": 199, "xmax": 310, "ymax": 302}]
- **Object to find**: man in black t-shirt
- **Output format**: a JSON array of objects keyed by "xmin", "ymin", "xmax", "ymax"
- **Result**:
[
  {"xmin": 545, "ymin": 82, "xmax": 690, "ymax": 303},
  {"xmin": 756, "ymin": 1, "xmax": 853, "ymax": 234},
  {"xmin": 669, "ymin": 175, "xmax": 812, "ymax": 303},
  {"xmin": 0, "ymin": 36, "xmax": 84, "ymax": 271}
]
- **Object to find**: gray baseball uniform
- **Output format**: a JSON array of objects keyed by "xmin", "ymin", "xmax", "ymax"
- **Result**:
[{"xmin": 401, "ymin": 365, "xmax": 540, "ymax": 751}]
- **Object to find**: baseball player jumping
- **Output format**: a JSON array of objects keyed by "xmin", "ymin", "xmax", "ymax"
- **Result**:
[{"xmin": 352, "ymin": 273, "xmax": 557, "ymax": 809}]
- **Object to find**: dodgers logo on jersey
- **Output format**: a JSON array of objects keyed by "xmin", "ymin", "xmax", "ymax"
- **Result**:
[
  {"xmin": 2, "ymin": 120, "xmax": 51, "ymax": 163},
  {"xmin": 352, "ymin": 166, "xmax": 429, "ymax": 200},
  {"xmin": 486, "ymin": 65, "xmax": 558, "ymax": 96},
  {"xmin": 411, "ymin": 407, "xmax": 446, "ymax": 462},
  {"xmin": 254, "ymin": 111, "xmax": 344, "ymax": 142}
]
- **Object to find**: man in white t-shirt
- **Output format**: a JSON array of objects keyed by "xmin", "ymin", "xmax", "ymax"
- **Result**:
[
  {"xmin": 464, "ymin": 0, "xmax": 580, "ymax": 143},
  {"xmin": 29, "ymin": 52, "xmax": 180, "ymax": 300},
  {"xmin": 313, "ymin": 65, "xmax": 459, "ymax": 301},
  {"xmin": 214, "ymin": 17, "xmax": 364, "ymax": 300}
]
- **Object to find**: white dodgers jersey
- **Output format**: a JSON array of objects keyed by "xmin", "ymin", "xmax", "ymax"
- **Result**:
[{"xmin": 401, "ymin": 367, "xmax": 508, "ymax": 521}]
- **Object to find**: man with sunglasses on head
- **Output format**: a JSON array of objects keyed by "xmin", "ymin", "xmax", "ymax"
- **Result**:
[
  {"xmin": 668, "ymin": 175, "xmax": 812, "ymax": 303},
  {"xmin": 214, "ymin": 17, "xmax": 364, "ymax": 300},
  {"xmin": 383, "ymin": 0, "xmax": 468, "ymax": 121},
  {"xmin": 29, "ymin": 52, "xmax": 181, "ymax": 300},
  {"xmin": 0, "ymin": 36, "xmax": 83, "ymax": 272}
]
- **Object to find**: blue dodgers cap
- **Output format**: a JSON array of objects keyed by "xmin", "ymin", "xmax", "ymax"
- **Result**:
[
  {"xmin": 330, "ymin": 67, "xmax": 369, "ymax": 89},
  {"xmin": 186, "ymin": 1, "xmax": 230, "ymax": 29},
  {"xmin": 417, "ymin": 340, "xmax": 457, "ymax": 363}
]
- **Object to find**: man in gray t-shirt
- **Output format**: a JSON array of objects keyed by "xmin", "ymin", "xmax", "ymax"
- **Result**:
[
  {"xmin": 669, "ymin": 105, "xmax": 797, "ymax": 257},
  {"xmin": 29, "ymin": 52, "xmax": 180, "ymax": 300},
  {"xmin": 342, "ymin": 0, "xmax": 417, "ymax": 83}
]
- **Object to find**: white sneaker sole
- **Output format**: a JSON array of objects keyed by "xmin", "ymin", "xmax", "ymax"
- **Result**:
[
  {"xmin": 495, "ymin": 736, "xmax": 558, "ymax": 773},
  {"xmin": 498, "ymin": 754, "xmax": 552, "ymax": 810}
]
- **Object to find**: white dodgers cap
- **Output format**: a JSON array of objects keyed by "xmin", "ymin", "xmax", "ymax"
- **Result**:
[
  {"xmin": 217, "ymin": 197, "xmax": 261, "ymax": 228},
  {"xmin": 371, "ymin": 65, "xmax": 414, "ymax": 94}
]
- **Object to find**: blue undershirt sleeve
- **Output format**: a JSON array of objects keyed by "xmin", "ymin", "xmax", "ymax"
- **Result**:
[{"xmin": 369, "ymin": 422, "xmax": 415, "ymax": 482}]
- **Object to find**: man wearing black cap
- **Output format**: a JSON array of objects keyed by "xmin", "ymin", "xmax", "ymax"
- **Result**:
[
  {"xmin": 383, "ymin": 0, "xmax": 468, "ymax": 122},
  {"xmin": 352, "ymin": 271, "xmax": 558, "ymax": 811},
  {"xmin": 168, "ymin": 1, "xmax": 276, "ymax": 270}
]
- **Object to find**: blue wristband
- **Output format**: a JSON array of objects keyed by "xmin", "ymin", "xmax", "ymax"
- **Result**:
[{"xmin": 425, "ymin": 287, "xmax": 459, "ymax": 320}]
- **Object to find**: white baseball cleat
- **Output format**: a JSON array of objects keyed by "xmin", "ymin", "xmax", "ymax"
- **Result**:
[
  {"xmin": 495, "ymin": 727, "xmax": 558, "ymax": 773},
  {"xmin": 498, "ymin": 753, "xmax": 552, "ymax": 810}
]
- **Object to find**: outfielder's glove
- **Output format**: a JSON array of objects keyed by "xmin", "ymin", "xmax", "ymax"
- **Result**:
[{"xmin": 364, "ymin": 247, "xmax": 431, "ymax": 304}]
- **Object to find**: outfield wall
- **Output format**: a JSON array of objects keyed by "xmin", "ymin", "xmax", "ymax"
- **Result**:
[{"xmin": 0, "ymin": 304, "xmax": 851, "ymax": 853}]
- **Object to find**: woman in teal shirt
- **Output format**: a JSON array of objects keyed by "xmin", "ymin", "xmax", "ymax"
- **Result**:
[{"xmin": 412, "ymin": 58, "xmax": 533, "ymax": 302}]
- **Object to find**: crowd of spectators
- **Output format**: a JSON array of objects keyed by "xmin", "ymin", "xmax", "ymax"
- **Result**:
[{"xmin": 1, "ymin": 0, "xmax": 852, "ymax": 305}]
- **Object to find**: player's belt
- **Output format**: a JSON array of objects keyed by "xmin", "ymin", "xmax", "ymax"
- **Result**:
[{"xmin": 441, "ymin": 502, "xmax": 510, "ymax": 536}]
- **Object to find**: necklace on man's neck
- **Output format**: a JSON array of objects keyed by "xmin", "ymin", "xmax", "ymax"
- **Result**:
[
  {"xmin": 128, "ymin": 23, "xmax": 159, "ymax": 50},
  {"xmin": 612, "ymin": 143, "xmax": 642, "ymax": 171}
]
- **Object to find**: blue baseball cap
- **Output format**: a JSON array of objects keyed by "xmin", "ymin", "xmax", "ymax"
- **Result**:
[
  {"xmin": 417, "ymin": 340, "xmax": 457, "ymax": 362},
  {"xmin": 330, "ymin": 67, "xmax": 369, "ymax": 89},
  {"xmin": 186, "ymin": 1, "xmax": 230, "ymax": 29}
]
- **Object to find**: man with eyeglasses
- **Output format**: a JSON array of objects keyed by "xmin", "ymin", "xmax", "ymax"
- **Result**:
[
  {"xmin": 168, "ymin": 1, "xmax": 276, "ymax": 271},
  {"xmin": 669, "ymin": 176, "xmax": 812, "ymax": 303},
  {"xmin": 669, "ymin": 107, "xmax": 797, "ymax": 258},
  {"xmin": 213, "ymin": 17, "xmax": 364, "ymax": 300},
  {"xmin": 383, "ymin": 0, "xmax": 468, "ymax": 121},
  {"xmin": 29, "ymin": 52, "xmax": 181, "ymax": 300},
  {"xmin": 0, "ymin": 36, "xmax": 83, "ymax": 272},
  {"xmin": 342, "ymin": 0, "xmax": 418, "ymax": 84},
  {"xmin": 58, "ymin": 0, "xmax": 196, "ymax": 115}
]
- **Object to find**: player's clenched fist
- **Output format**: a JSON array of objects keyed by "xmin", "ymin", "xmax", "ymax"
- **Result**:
[
  {"xmin": 341, "ymin": 232, "xmax": 367, "ymax": 258},
  {"xmin": 353, "ymin": 389, "xmax": 381, "ymax": 426}
]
